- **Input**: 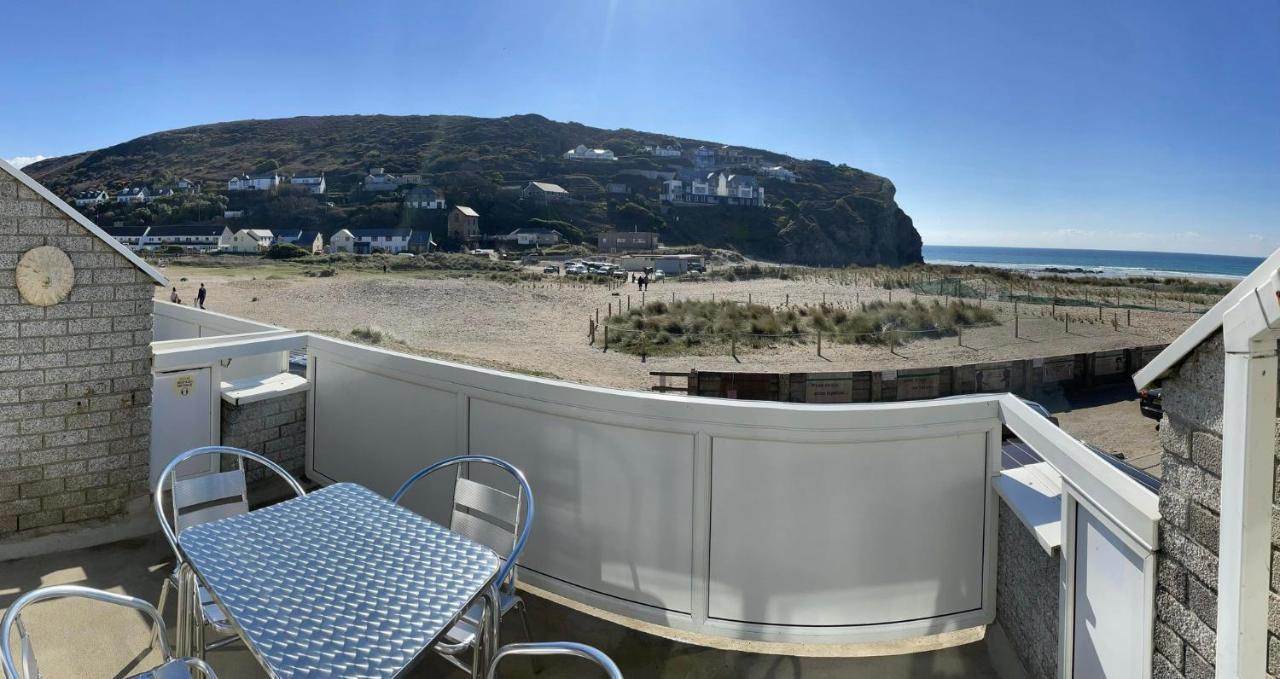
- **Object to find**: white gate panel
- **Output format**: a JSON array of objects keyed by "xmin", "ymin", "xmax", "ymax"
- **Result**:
[
  {"xmin": 150, "ymin": 368, "xmax": 215, "ymax": 486},
  {"xmin": 1066, "ymin": 498, "xmax": 1154, "ymax": 679}
]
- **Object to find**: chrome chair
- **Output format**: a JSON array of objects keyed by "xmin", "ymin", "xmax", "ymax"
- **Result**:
[
  {"xmin": 392, "ymin": 454, "xmax": 534, "ymax": 675},
  {"xmin": 154, "ymin": 445, "xmax": 307, "ymax": 652},
  {"xmin": 487, "ymin": 642, "xmax": 623, "ymax": 678},
  {"xmin": 1, "ymin": 585, "xmax": 218, "ymax": 679}
]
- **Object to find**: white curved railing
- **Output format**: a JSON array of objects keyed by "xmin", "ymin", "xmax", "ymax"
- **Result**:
[
  {"xmin": 302, "ymin": 334, "xmax": 1009, "ymax": 643},
  {"xmin": 152, "ymin": 305, "xmax": 1159, "ymax": 647}
]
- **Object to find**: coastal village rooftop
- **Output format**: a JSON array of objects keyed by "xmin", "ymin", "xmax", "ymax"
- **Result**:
[{"xmin": 1, "ymin": 156, "xmax": 1277, "ymax": 678}]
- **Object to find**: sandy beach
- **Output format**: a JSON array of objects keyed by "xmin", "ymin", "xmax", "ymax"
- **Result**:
[{"xmin": 156, "ymin": 263, "xmax": 1201, "ymax": 392}]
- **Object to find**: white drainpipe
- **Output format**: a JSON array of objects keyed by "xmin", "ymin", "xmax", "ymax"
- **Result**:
[{"xmin": 1217, "ymin": 271, "xmax": 1280, "ymax": 678}]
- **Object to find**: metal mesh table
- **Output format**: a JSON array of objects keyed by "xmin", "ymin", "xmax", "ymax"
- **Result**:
[{"xmin": 177, "ymin": 482, "xmax": 500, "ymax": 678}]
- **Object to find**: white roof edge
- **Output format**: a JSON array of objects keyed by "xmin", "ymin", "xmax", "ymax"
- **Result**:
[
  {"xmin": 1134, "ymin": 246, "xmax": 1280, "ymax": 389},
  {"xmin": 0, "ymin": 159, "xmax": 168, "ymax": 286}
]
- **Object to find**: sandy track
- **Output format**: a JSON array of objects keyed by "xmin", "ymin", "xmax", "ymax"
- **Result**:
[{"xmin": 159, "ymin": 266, "xmax": 1196, "ymax": 392}]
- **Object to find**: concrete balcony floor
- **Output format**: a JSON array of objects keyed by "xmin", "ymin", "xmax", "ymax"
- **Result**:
[{"xmin": 0, "ymin": 533, "xmax": 1003, "ymax": 678}]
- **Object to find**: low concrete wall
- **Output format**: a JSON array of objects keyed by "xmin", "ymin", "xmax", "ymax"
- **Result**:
[
  {"xmin": 997, "ymin": 499, "xmax": 1059, "ymax": 679},
  {"xmin": 687, "ymin": 344, "xmax": 1166, "ymax": 403}
]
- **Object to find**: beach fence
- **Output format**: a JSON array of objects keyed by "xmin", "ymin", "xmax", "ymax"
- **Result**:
[{"xmin": 654, "ymin": 344, "xmax": 1167, "ymax": 403}]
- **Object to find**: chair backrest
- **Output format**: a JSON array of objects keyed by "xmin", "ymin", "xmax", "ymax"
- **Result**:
[
  {"xmin": 486, "ymin": 642, "xmax": 622, "ymax": 679},
  {"xmin": 0, "ymin": 585, "xmax": 187, "ymax": 679},
  {"xmin": 154, "ymin": 446, "xmax": 307, "ymax": 561},
  {"xmin": 392, "ymin": 455, "xmax": 533, "ymax": 588}
]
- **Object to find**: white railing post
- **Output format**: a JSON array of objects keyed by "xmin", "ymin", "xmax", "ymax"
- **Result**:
[{"xmin": 1216, "ymin": 278, "xmax": 1280, "ymax": 678}]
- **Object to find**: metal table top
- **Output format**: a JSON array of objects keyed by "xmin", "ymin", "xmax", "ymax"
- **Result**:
[{"xmin": 178, "ymin": 482, "xmax": 500, "ymax": 679}]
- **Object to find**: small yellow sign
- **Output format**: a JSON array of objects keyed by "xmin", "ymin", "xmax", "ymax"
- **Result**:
[{"xmin": 175, "ymin": 375, "xmax": 195, "ymax": 397}]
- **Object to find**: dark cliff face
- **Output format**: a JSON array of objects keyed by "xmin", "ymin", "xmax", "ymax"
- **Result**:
[
  {"xmin": 778, "ymin": 189, "xmax": 923, "ymax": 267},
  {"xmin": 25, "ymin": 114, "xmax": 923, "ymax": 267}
]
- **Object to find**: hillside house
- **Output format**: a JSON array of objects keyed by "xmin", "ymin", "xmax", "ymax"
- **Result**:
[
  {"xmin": 102, "ymin": 225, "xmax": 150, "ymax": 250},
  {"xmin": 448, "ymin": 205, "xmax": 480, "ymax": 241},
  {"xmin": 661, "ymin": 170, "xmax": 764, "ymax": 207},
  {"xmin": 643, "ymin": 144, "xmax": 682, "ymax": 158},
  {"xmin": 563, "ymin": 144, "xmax": 616, "ymax": 161},
  {"xmin": 222, "ymin": 228, "xmax": 274, "ymax": 253},
  {"xmin": 504, "ymin": 226, "xmax": 562, "ymax": 246},
  {"xmin": 289, "ymin": 174, "xmax": 326, "ymax": 195},
  {"xmin": 175, "ymin": 178, "xmax": 198, "ymax": 192},
  {"xmin": 74, "ymin": 189, "xmax": 109, "ymax": 207},
  {"xmin": 522, "ymin": 181, "xmax": 569, "ymax": 205},
  {"xmin": 361, "ymin": 168, "xmax": 403, "ymax": 192},
  {"xmin": 147, "ymin": 187, "xmax": 175, "ymax": 202},
  {"xmin": 145, "ymin": 224, "xmax": 224, "ymax": 251},
  {"xmin": 224, "ymin": 210, "xmax": 244, "ymax": 219},
  {"xmin": 116, "ymin": 187, "xmax": 151, "ymax": 204},
  {"xmin": 329, "ymin": 228, "xmax": 355, "ymax": 253},
  {"xmin": 691, "ymin": 146, "xmax": 717, "ymax": 168},
  {"xmin": 274, "ymin": 229, "xmax": 324, "ymax": 254},
  {"xmin": 404, "ymin": 186, "xmax": 445, "ymax": 209},
  {"xmin": 598, "ymin": 231, "xmax": 659, "ymax": 253},
  {"xmin": 761, "ymin": 165, "xmax": 798, "ymax": 182},
  {"xmin": 227, "ymin": 172, "xmax": 281, "ymax": 192},
  {"xmin": 606, "ymin": 183, "xmax": 630, "ymax": 195},
  {"xmin": 349, "ymin": 227, "xmax": 412, "ymax": 254}
]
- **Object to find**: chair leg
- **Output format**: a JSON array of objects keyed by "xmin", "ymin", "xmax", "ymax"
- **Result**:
[
  {"xmin": 158, "ymin": 577, "xmax": 173, "ymax": 617},
  {"xmin": 155, "ymin": 577, "xmax": 174, "ymax": 649},
  {"xmin": 516, "ymin": 599, "xmax": 533, "ymax": 642},
  {"xmin": 515, "ymin": 599, "xmax": 543, "ymax": 674}
]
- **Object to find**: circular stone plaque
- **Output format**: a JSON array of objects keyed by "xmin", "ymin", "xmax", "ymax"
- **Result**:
[{"xmin": 16, "ymin": 246, "xmax": 74, "ymax": 306}]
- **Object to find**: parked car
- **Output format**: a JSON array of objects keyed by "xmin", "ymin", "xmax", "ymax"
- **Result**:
[
  {"xmin": 543, "ymin": 265, "xmax": 560, "ymax": 274},
  {"xmin": 654, "ymin": 270, "xmax": 666, "ymax": 280},
  {"xmin": 1139, "ymin": 387, "xmax": 1163, "ymax": 421}
]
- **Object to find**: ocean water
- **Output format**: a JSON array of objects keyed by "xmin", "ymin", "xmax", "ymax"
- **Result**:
[{"xmin": 923, "ymin": 245, "xmax": 1263, "ymax": 280}]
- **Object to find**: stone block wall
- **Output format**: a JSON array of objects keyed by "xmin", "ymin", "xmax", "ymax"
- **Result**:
[
  {"xmin": 996, "ymin": 499, "xmax": 1060, "ymax": 679},
  {"xmin": 220, "ymin": 392, "xmax": 306, "ymax": 482},
  {"xmin": 1152, "ymin": 332, "xmax": 1225, "ymax": 678},
  {"xmin": 0, "ymin": 175, "xmax": 155, "ymax": 538}
]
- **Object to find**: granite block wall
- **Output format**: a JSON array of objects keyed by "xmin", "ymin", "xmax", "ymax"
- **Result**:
[{"xmin": 0, "ymin": 173, "xmax": 156, "ymax": 538}]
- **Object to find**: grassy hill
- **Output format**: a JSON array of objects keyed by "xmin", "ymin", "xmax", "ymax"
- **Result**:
[{"xmin": 24, "ymin": 114, "xmax": 922, "ymax": 267}]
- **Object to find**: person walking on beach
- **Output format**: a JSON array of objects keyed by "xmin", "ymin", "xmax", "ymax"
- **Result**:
[
  {"xmin": 169, "ymin": 287, "xmax": 181, "ymax": 304},
  {"xmin": 196, "ymin": 283, "xmax": 207, "ymax": 309}
]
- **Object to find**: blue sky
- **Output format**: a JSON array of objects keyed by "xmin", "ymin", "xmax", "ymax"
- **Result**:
[{"xmin": 3, "ymin": 1, "xmax": 1277, "ymax": 256}]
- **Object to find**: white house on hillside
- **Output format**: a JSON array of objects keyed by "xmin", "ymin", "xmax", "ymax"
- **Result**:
[
  {"xmin": 221, "ymin": 225, "xmax": 273, "ymax": 252},
  {"xmin": 362, "ymin": 168, "xmax": 402, "ymax": 192},
  {"xmin": 761, "ymin": 165, "xmax": 798, "ymax": 182},
  {"xmin": 643, "ymin": 144, "xmax": 682, "ymax": 158},
  {"xmin": 289, "ymin": 174, "xmax": 326, "ymax": 195},
  {"xmin": 404, "ymin": 186, "xmax": 445, "ymax": 209},
  {"xmin": 563, "ymin": 144, "xmax": 616, "ymax": 161},
  {"xmin": 116, "ymin": 187, "xmax": 150, "ymax": 204},
  {"xmin": 74, "ymin": 190, "xmax": 108, "ymax": 207},
  {"xmin": 662, "ymin": 170, "xmax": 764, "ymax": 207},
  {"xmin": 228, "ymin": 172, "xmax": 281, "ymax": 191}
]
